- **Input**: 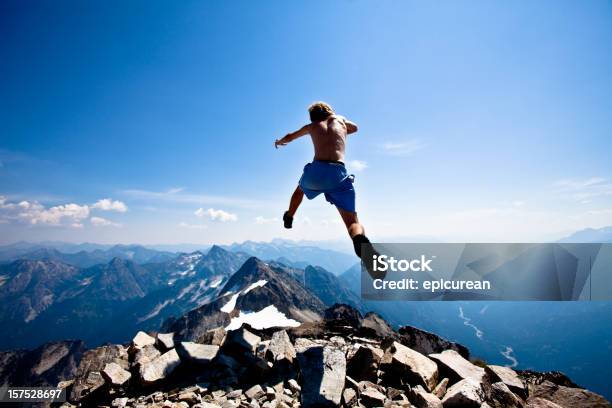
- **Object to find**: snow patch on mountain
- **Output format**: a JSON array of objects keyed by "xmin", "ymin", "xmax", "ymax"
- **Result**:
[
  {"xmin": 220, "ymin": 293, "xmax": 240, "ymax": 313},
  {"xmin": 225, "ymin": 305, "xmax": 300, "ymax": 331},
  {"xmin": 220, "ymin": 279, "xmax": 268, "ymax": 313}
]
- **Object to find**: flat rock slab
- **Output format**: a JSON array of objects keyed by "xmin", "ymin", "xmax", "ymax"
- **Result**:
[
  {"xmin": 381, "ymin": 341, "xmax": 438, "ymax": 392},
  {"xmin": 177, "ymin": 342, "xmax": 219, "ymax": 364},
  {"xmin": 298, "ymin": 345, "xmax": 346, "ymax": 407},
  {"xmin": 441, "ymin": 378, "xmax": 484, "ymax": 407},
  {"xmin": 139, "ymin": 349, "xmax": 181, "ymax": 385},
  {"xmin": 156, "ymin": 332, "xmax": 175, "ymax": 350},
  {"xmin": 132, "ymin": 331, "xmax": 156, "ymax": 349},
  {"xmin": 102, "ymin": 362, "xmax": 131, "ymax": 386},
  {"xmin": 429, "ymin": 349, "xmax": 484, "ymax": 383},
  {"xmin": 224, "ymin": 327, "xmax": 261, "ymax": 354}
]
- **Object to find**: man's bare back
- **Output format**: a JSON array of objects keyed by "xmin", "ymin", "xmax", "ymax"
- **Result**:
[
  {"xmin": 309, "ymin": 115, "xmax": 357, "ymax": 162},
  {"xmin": 274, "ymin": 114, "xmax": 358, "ymax": 162}
]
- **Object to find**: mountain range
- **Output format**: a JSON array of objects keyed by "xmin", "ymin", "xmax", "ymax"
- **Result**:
[{"xmin": 1, "ymin": 236, "xmax": 611, "ymax": 400}]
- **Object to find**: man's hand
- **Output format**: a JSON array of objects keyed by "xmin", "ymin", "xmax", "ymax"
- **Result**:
[{"xmin": 274, "ymin": 138, "xmax": 288, "ymax": 149}]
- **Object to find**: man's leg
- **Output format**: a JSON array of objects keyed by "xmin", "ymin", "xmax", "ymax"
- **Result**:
[
  {"xmin": 283, "ymin": 186, "xmax": 304, "ymax": 229},
  {"xmin": 337, "ymin": 207, "xmax": 384, "ymax": 279},
  {"xmin": 337, "ymin": 207, "xmax": 365, "ymax": 239}
]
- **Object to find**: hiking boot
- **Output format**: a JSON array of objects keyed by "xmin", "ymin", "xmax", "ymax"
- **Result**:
[
  {"xmin": 283, "ymin": 211, "xmax": 293, "ymax": 229},
  {"xmin": 352, "ymin": 234, "xmax": 386, "ymax": 279}
]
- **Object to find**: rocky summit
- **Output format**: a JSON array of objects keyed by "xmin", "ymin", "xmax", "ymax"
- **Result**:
[{"xmin": 1, "ymin": 303, "xmax": 609, "ymax": 408}]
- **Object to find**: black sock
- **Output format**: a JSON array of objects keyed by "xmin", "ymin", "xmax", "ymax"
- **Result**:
[{"xmin": 352, "ymin": 234, "xmax": 371, "ymax": 258}]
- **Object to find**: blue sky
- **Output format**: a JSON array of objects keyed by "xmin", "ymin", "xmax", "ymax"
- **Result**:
[{"xmin": 1, "ymin": 0, "xmax": 611, "ymax": 245}]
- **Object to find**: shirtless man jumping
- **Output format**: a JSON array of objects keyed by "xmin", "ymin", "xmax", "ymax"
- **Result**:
[{"xmin": 274, "ymin": 101, "xmax": 374, "ymax": 262}]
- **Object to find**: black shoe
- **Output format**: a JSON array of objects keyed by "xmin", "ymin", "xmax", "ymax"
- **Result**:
[
  {"xmin": 352, "ymin": 234, "xmax": 386, "ymax": 279},
  {"xmin": 283, "ymin": 211, "xmax": 293, "ymax": 229}
]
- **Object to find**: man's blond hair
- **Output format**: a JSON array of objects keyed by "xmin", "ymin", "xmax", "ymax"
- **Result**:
[{"xmin": 308, "ymin": 101, "xmax": 335, "ymax": 122}]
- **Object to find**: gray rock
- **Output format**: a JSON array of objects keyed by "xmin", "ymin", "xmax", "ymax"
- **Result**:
[
  {"xmin": 398, "ymin": 326, "xmax": 469, "ymax": 359},
  {"xmin": 380, "ymin": 341, "xmax": 438, "ymax": 392},
  {"xmin": 433, "ymin": 378, "xmax": 449, "ymax": 399},
  {"xmin": 441, "ymin": 379, "xmax": 484, "ymax": 407},
  {"xmin": 266, "ymin": 330, "xmax": 297, "ymax": 363},
  {"xmin": 360, "ymin": 387, "xmax": 386, "ymax": 407},
  {"xmin": 486, "ymin": 365, "xmax": 526, "ymax": 398},
  {"xmin": 409, "ymin": 385, "xmax": 443, "ymax": 408},
  {"xmin": 245, "ymin": 384, "xmax": 265, "ymax": 400},
  {"xmin": 156, "ymin": 333, "xmax": 175, "ymax": 350},
  {"xmin": 139, "ymin": 349, "xmax": 181, "ymax": 385},
  {"xmin": 197, "ymin": 327, "xmax": 227, "ymax": 346},
  {"xmin": 347, "ymin": 344, "xmax": 383, "ymax": 382},
  {"xmin": 133, "ymin": 344, "xmax": 161, "ymax": 368},
  {"xmin": 132, "ymin": 331, "xmax": 156, "ymax": 349},
  {"xmin": 298, "ymin": 345, "xmax": 346, "ymax": 407},
  {"xmin": 484, "ymin": 381, "xmax": 524, "ymax": 408},
  {"xmin": 429, "ymin": 350, "xmax": 485, "ymax": 383},
  {"xmin": 177, "ymin": 342, "xmax": 219, "ymax": 364},
  {"xmin": 102, "ymin": 362, "xmax": 131, "ymax": 386}
]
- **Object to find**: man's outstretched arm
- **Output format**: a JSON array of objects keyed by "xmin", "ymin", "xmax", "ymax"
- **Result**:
[{"xmin": 275, "ymin": 124, "xmax": 311, "ymax": 148}]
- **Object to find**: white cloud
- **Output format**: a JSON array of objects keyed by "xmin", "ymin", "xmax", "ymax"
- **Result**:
[
  {"xmin": 92, "ymin": 198, "xmax": 128, "ymax": 212},
  {"xmin": 195, "ymin": 207, "xmax": 238, "ymax": 222},
  {"xmin": 179, "ymin": 221, "xmax": 207, "ymax": 230},
  {"xmin": 554, "ymin": 177, "xmax": 612, "ymax": 202},
  {"xmin": 0, "ymin": 196, "xmax": 90, "ymax": 227},
  {"xmin": 347, "ymin": 160, "xmax": 368, "ymax": 172},
  {"xmin": 255, "ymin": 216, "xmax": 278, "ymax": 224},
  {"xmin": 90, "ymin": 216, "xmax": 122, "ymax": 227},
  {"xmin": 381, "ymin": 139, "xmax": 426, "ymax": 156}
]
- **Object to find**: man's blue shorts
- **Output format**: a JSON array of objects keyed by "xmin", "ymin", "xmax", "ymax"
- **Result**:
[{"xmin": 298, "ymin": 160, "xmax": 356, "ymax": 213}]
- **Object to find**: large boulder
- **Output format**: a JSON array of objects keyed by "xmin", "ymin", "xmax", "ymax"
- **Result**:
[
  {"xmin": 441, "ymin": 378, "xmax": 484, "ymax": 407},
  {"xmin": 101, "ymin": 362, "xmax": 131, "ymax": 386},
  {"xmin": 224, "ymin": 327, "xmax": 261, "ymax": 354},
  {"xmin": 298, "ymin": 345, "xmax": 346, "ymax": 407},
  {"xmin": 156, "ymin": 333, "xmax": 175, "ymax": 350},
  {"xmin": 176, "ymin": 342, "xmax": 219, "ymax": 365},
  {"xmin": 139, "ymin": 349, "xmax": 181, "ymax": 385},
  {"xmin": 133, "ymin": 344, "xmax": 161, "ymax": 368},
  {"xmin": 131, "ymin": 331, "xmax": 156, "ymax": 350},
  {"xmin": 486, "ymin": 365, "xmax": 526, "ymax": 398},
  {"xmin": 429, "ymin": 350, "xmax": 484, "ymax": 383},
  {"xmin": 483, "ymin": 381, "xmax": 524, "ymax": 408},
  {"xmin": 346, "ymin": 344, "xmax": 383, "ymax": 382},
  {"xmin": 265, "ymin": 330, "xmax": 296, "ymax": 363},
  {"xmin": 380, "ymin": 341, "xmax": 438, "ymax": 392}
]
